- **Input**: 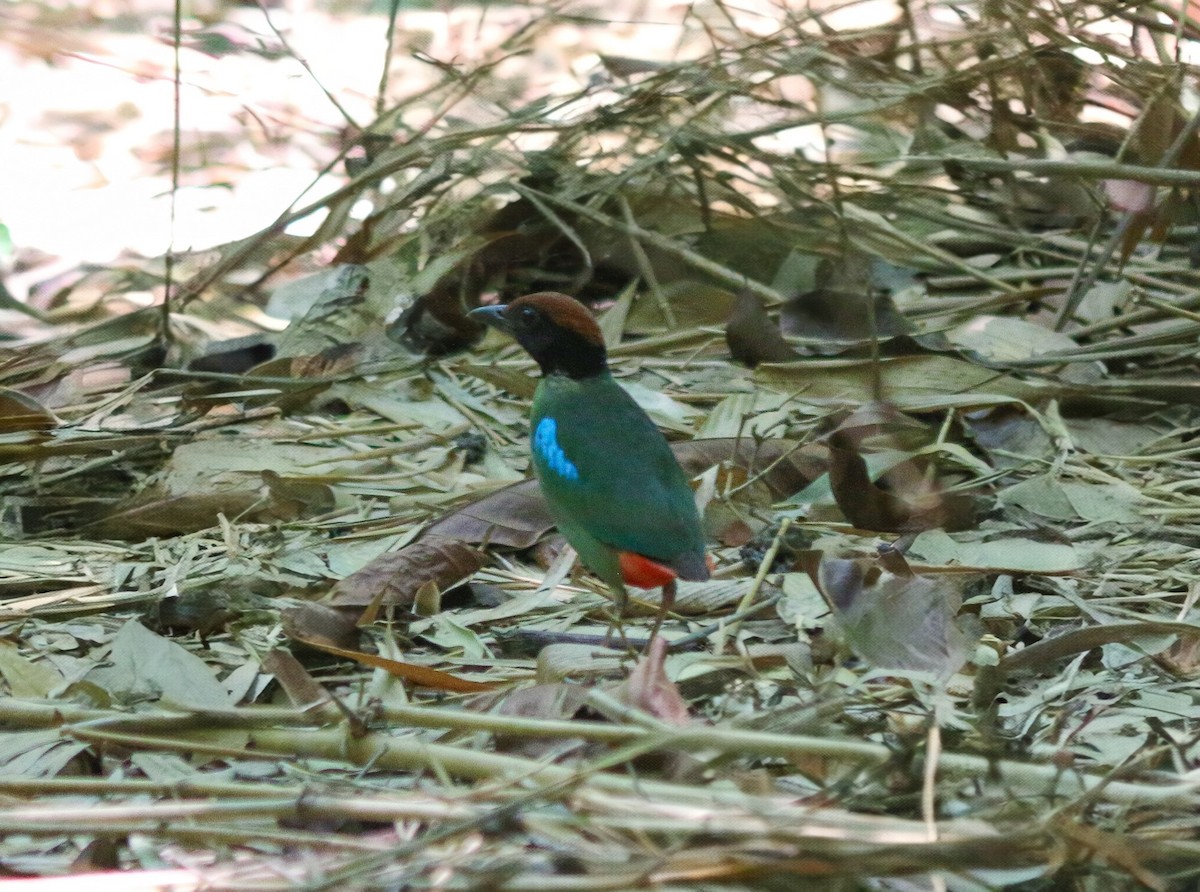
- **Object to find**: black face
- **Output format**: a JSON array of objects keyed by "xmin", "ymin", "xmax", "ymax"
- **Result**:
[{"xmin": 470, "ymin": 301, "xmax": 608, "ymax": 379}]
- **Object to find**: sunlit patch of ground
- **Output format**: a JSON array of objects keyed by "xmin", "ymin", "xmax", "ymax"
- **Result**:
[{"xmin": 0, "ymin": 0, "xmax": 830, "ymax": 313}]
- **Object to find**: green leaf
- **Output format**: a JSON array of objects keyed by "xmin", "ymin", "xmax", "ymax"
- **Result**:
[
  {"xmin": 89, "ymin": 620, "xmax": 233, "ymax": 709},
  {"xmin": 907, "ymin": 529, "xmax": 1085, "ymax": 574},
  {"xmin": 0, "ymin": 642, "xmax": 63, "ymax": 697}
]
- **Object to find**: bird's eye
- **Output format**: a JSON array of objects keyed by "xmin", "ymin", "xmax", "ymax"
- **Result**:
[{"xmin": 519, "ymin": 306, "xmax": 538, "ymax": 323}]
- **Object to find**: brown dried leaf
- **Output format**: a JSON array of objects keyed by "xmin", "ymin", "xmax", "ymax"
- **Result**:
[
  {"xmin": 825, "ymin": 405, "xmax": 974, "ymax": 533},
  {"xmin": 261, "ymin": 648, "xmax": 328, "ymax": 708},
  {"xmin": 0, "ymin": 388, "xmax": 57, "ymax": 432},
  {"xmin": 69, "ymin": 838, "xmax": 122, "ymax": 873},
  {"xmin": 1131, "ymin": 91, "xmax": 1178, "ymax": 166},
  {"xmin": 156, "ymin": 591, "xmax": 240, "ymax": 642},
  {"xmin": 599, "ymin": 54, "xmax": 671, "ymax": 77},
  {"xmin": 725, "ymin": 290, "xmax": 800, "ymax": 368},
  {"xmin": 426, "ymin": 482, "xmax": 553, "ymax": 549},
  {"xmin": 823, "ymin": 20, "xmax": 901, "ymax": 62},
  {"xmin": 1157, "ymin": 635, "xmax": 1200, "ymax": 678},
  {"xmin": 1054, "ymin": 820, "xmax": 1167, "ymax": 892},
  {"xmin": 780, "ymin": 289, "xmax": 912, "ymax": 350},
  {"xmin": 458, "ymin": 363, "xmax": 539, "ymax": 400},
  {"xmin": 718, "ymin": 518, "xmax": 754, "ymax": 547},
  {"xmin": 827, "ymin": 429, "xmax": 926, "ymax": 532},
  {"xmin": 775, "ymin": 253, "xmax": 912, "ymax": 353},
  {"xmin": 999, "ymin": 620, "xmax": 1200, "ymax": 675},
  {"xmin": 496, "ymin": 682, "xmax": 590, "ymax": 722},
  {"xmin": 280, "ymin": 603, "xmax": 361, "ymax": 651},
  {"xmin": 290, "ymin": 344, "xmax": 362, "ymax": 379},
  {"xmin": 234, "ymin": 354, "xmax": 339, "ymax": 412},
  {"xmin": 94, "ymin": 491, "xmax": 262, "ymax": 539},
  {"xmin": 328, "ymin": 534, "xmax": 486, "ymax": 610},
  {"xmin": 1117, "ymin": 212, "xmax": 1154, "ymax": 267},
  {"xmin": 262, "ymin": 470, "xmax": 336, "ymax": 519},
  {"xmin": 288, "ymin": 634, "xmax": 495, "ymax": 693}
]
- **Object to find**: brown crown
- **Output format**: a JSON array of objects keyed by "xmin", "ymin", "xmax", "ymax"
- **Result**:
[{"xmin": 509, "ymin": 292, "xmax": 605, "ymax": 348}]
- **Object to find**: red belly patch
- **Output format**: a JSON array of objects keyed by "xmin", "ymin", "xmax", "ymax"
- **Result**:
[{"xmin": 617, "ymin": 551, "xmax": 678, "ymax": 589}]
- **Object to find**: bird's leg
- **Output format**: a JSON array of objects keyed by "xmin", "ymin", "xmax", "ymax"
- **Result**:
[
  {"xmin": 602, "ymin": 583, "xmax": 635, "ymax": 654},
  {"xmin": 607, "ymin": 610, "xmax": 635, "ymax": 655},
  {"xmin": 610, "ymin": 582, "xmax": 628, "ymax": 618},
  {"xmin": 648, "ymin": 578, "xmax": 677, "ymax": 643}
]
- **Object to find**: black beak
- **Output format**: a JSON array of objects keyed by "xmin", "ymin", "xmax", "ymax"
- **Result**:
[{"xmin": 468, "ymin": 304, "xmax": 513, "ymax": 335}]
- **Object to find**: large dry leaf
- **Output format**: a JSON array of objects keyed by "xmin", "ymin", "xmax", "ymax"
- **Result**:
[
  {"xmin": 945, "ymin": 316, "xmax": 1090, "ymax": 369},
  {"xmin": 779, "ymin": 289, "xmax": 913, "ymax": 351},
  {"xmin": 425, "ymin": 484, "xmax": 555, "ymax": 550},
  {"xmin": 827, "ymin": 429, "xmax": 936, "ymax": 533},
  {"xmin": 328, "ymin": 535, "xmax": 486, "ymax": 610},
  {"xmin": 88, "ymin": 620, "xmax": 233, "ymax": 709},
  {"xmin": 806, "ymin": 551, "xmax": 971, "ymax": 677},
  {"xmin": 0, "ymin": 730, "xmax": 91, "ymax": 780},
  {"xmin": 0, "ymin": 641, "xmax": 64, "ymax": 697},
  {"xmin": 905, "ymin": 529, "xmax": 1084, "ymax": 574},
  {"xmin": 672, "ymin": 438, "xmax": 828, "ymax": 498},
  {"xmin": 999, "ymin": 476, "xmax": 1142, "ymax": 524},
  {"xmin": 999, "ymin": 620, "xmax": 1200, "ymax": 675},
  {"xmin": 754, "ymin": 354, "xmax": 1042, "ymax": 409},
  {"xmin": 95, "ymin": 437, "xmax": 370, "ymax": 538},
  {"xmin": 262, "ymin": 470, "xmax": 337, "ymax": 519},
  {"xmin": 537, "ymin": 642, "xmax": 626, "ymax": 682}
]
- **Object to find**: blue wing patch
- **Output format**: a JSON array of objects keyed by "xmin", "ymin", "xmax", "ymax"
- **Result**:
[{"xmin": 533, "ymin": 417, "xmax": 580, "ymax": 482}]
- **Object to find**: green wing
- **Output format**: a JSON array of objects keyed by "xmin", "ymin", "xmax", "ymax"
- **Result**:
[{"xmin": 531, "ymin": 375, "xmax": 705, "ymax": 575}]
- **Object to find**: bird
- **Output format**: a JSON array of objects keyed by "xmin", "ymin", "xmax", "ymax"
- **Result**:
[{"xmin": 469, "ymin": 292, "xmax": 709, "ymax": 633}]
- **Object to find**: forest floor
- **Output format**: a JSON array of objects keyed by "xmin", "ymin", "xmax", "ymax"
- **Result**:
[{"xmin": 2, "ymin": 1, "xmax": 1200, "ymax": 889}]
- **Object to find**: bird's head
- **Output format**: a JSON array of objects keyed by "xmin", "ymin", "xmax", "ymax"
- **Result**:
[{"xmin": 469, "ymin": 292, "xmax": 607, "ymax": 379}]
